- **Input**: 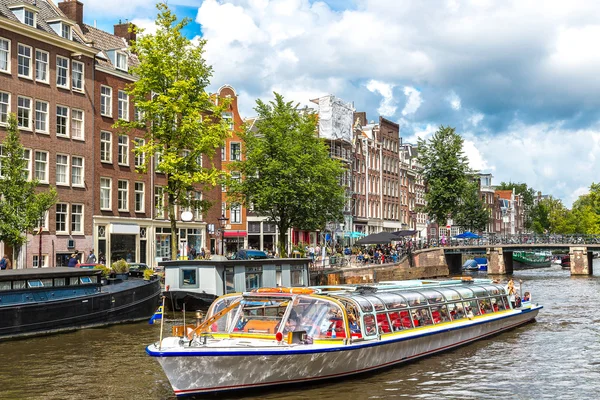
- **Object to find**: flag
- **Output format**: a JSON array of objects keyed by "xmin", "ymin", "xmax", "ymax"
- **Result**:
[{"xmin": 149, "ymin": 305, "xmax": 163, "ymax": 325}]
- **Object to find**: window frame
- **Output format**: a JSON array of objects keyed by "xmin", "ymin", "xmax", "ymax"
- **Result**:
[
  {"xmin": 118, "ymin": 90, "xmax": 129, "ymax": 121},
  {"xmin": 71, "ymin": 203, "xmax": 83, "ymax": 234},
  {"xmin": 17, "ymin": 96, "xmax": 32, "ymax": 131},
  {"xmin": 118, "ymin": 134, "xmax": 129, "ymax": 166},
  {"xmin": 70, "ymin": 108, "xmax": 84, "ymax": 140},
  {"xmin": 55, "ymin": 203, "xmax": 68, "ymax": 234},
  {"xmin": 133, "ymin": 137, "xmax": 145, "ymax": 168},
  {"xmin": 56, "ymin": 55, "xmax": 69, "ymax": 89},
  {"xmin": 0, "ymin": 91, "xmax": 10, "ymax": 126},
  {"xmin": 134, "ymin": 181, "xmax": 145, "ymax": 213},
  {"xmin": 0, "ymin": 37, "xmax": 10, "ymax": 74},
  {"xmin": 100, "ymin": 177, "xmax": 112, "ymax": 210},
  {"xmin": 71, "ymin": 60, "xmax": 84, "ymax": 92},
  {"xmin": 22, "ymin": 148, "xmax": 31, "ymax": 181},
  {"xmin": 71, "ymin": 156, "xmax": 84, "ymax": 187},
  {"xmin": 56, "ymin": 105, "xmax": 69, "ymax": 137},
  {"xmin": 17, "ymin": 43, "xmax": 32, "ymax": 79},
  {"xmin": 230, "ymin": 142, "xmax": 241, "ymax": 161},
  {"xmin": 116, "ymin": 52, "xmax": 128, "ymax": 71},
  {"xmin": 100, "ymin": 131, "xmax": 112, "ymax": 163},
  {"xmin": 55, "ymin": 153, "xmax": 69, "ymax": 186},
  {"xmin": 35, "ymin": 49, "xmax": 49, "ymax": 83},
  {"xmin": 34, "ymin": 100, "xmax": 49, "ymax": 134},
  {"xmin": 34, "ymin": 150, "xmax": 49, "ymax": 183},
  {"xmin": 117, "ymin": 179, "xmax": 129, "ymax": 212},
  {"xmin": 24, "ymin": 9, "xmax": 36, "ymax": 27}
]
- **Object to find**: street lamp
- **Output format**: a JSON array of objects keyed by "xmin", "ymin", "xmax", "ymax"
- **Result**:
[{"xmin": 218, "ymin": 214, "xmax": 228, "ymax": 256}]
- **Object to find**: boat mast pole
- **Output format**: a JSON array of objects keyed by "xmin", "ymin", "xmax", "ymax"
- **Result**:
[
  {"xmin": 183, "ymin": 302, "xmax": 186, "ymax": 336},
  {"xmin": 159, "ymin": 296, "xmax": 166, "ymax": 350}
]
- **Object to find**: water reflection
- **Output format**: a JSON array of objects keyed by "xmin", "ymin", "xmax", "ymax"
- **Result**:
[{"xmin": 1, "ymin": 260, "xmax": 599, "ymax": 399}]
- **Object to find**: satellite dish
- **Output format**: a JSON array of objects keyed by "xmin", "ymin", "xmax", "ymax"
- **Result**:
[{"xmin": 181, "ymin": 211, "xmax": 193, "ymax": 222}]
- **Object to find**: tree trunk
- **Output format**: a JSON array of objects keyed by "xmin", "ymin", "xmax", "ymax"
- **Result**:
[
  {"xmin": 278, "ymin": 224, "xmax": 288, "ymax": 258},
  {"xmin": 168, "ymin": 192, "xmax": 178, "ymax": 261}
]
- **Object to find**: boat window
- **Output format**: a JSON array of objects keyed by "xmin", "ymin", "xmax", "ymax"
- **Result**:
[
  {"xmin": 463, "ymin": 300, "xmax": 481, "ymax": 317},
  {"xmin": 418, "ymin": 289, "xmax": 445, "ymax": 304},
  {"xmin": 412, "ymin": 307, "xmax": 434, "ymax": 326},
  {"xmin": 0, "ymin": 282, "xmax": 10, "ymax": 291},
  {"xmin": 288, "ymin": 297, "xmax": 345, "ymax": 339},
  {"xmin": 181, "ymin": 269, "xmax": 198, "ymax": 288},
  {"xmin": 376, "ymin": 312, "xmax": 392, "ymax": 333},
  {"xmin": 493, "ymin": 296, "xmax": 508, "ymax": 311},
  {"xmin": 470, "ymin": 285, "xmax": 489, "ymax": 298},
  {"xmin": 245, "ymin": 267, "xmax": 263, "ymax": 290},
  {"xmin": 482, "ymin": 284, "xmax": 502, "ymax": 296},
  {"xmin": 27, "ymin": 279, "xmax": 44, "ymax": 288},
  {"xmin": 387, "ymin": 310, "xmax": 410, "ymax": 330},
  {"xmin": 54, "ymin": 278, "xmax": 66, "ymax": 287},
  {"xmin": 69, "ymin": 277, "xmax": 79, "ymax": 286},
  {"xmin": 363, "ymin": 295, "xmax": 385, "ymax": 311},
  {"xmin": 447, "ymin": 302, "xmax": 465, "ymax": 319},
  {"xmin": 13, "ymin": 280, "xmax": 26, "ymax": 289},
  {"xmin": 454, "ymin": 287, "xmax": 475, "ymax": 299},
  {"xmin": 224, "ymin": 268, "xmax": 235, "ymax": 294},
  {"xmin": 372, "ymin": 293, "xmax": 408, "ymax": 310},
  {"xmin": 434, "ymin": 287, "xmax": 461, "ymax": 301},
  {"xmin": 291, "ymin": 265, "xmax": 304, "ymax": 287},
  {"xmin": 430, "ymin": 305, "xmax": 451, "ymax": 323},
  {"xmin": 346, "ymin": 295, "xmax": 374, "ymax": 312},
  {"xmin": 80, "ymin": 277, "xmax": 93, "ymax": 284},
  {"xmin": 229, "ymin": 297, "xmax": 287, "ymax": 334},
  {"xmin": 40, "ymin": 278, "xmax": 53, "ymax": 287},
  {"xmin": 362, "ymin": 314, "xmax": 377, "ymax": 336},
  {"xmin": 401, "ymin": 291, "xmax": 427, "ymax": 307}
]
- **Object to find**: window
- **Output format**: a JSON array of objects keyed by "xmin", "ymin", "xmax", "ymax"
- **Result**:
[
  {"xmin": 0, "ymin": 146, "xmax": 6, "ymax": 177},
  {"xmin": 56, "ymin": 105, "xmax": 68, "ymax": 136},
  {"xmin": 118, "ymin": 180, "xmax": 128, "ymax": 211},
  {"xmin": 135, "ymin": 182, "xmax": 145, "ymax": 213},
  {"xmin": 71, "ymin": 156, "xmax": 83, "ymax": 187},
  {"xmin": 231, "ymin": 203, "xmax": 241, "ymax": 224},
  {"xmin": 0, "ymin": 38, "xmax": 9, "ymax": 73},
  {"xmin": 71, "ymin": 109, "xmax": 83, "ymax": 140},
  {"xmin": 100, "ymin": 178, "xmax": 111, "ymax": 210},
  {"xmin": 55, "ymin": 203, "xmax": 68, "ymax": 233},
  {"xmin": 17, "ymin": 96, "xmax": 32, "ymax": 130},
  {"xmin": 35, "ymin": 50, "xmax": 48, "ymax": 83},
  {"xmin": 56, "ymin": 154, "xmax": 69, "ymax": 185},
  {"xmin": 134, "ymin": 106, "xmax": 143, "ymax": 122},
  {"xmin": 116, "ymin": 52, "xmax": 128, "ymax": 71},
  {"xmin": 61, "ymin": 24, "xmax": 71, "ymax": 40},
  {"xmin": 56, "ymin": 56, "xmax": 69, "ymax": 88},
  {"xmin": 0, "ymin": 91, "xmax": 9, "ymax": 125},
  {"xmin": 35, "ymin": 100, "xmax": 48, "ymax": 133},
  {"xmin": 24, "ymin": 9, "xmax": 35, "ymax": 26},
  {"xmin": 133, "ymin": 138, "xmax": 145, "ymax": 167},
  {"xmin": 32, "ymin": 255, "xmax": 47, "ymax": 268},
  {"xmin": 222, "ymin": 112, "xmax": 233, "ymax": 130},
  {"xmin": 17, "ymin": 44, "xmax": 31, "ymax": 78},
  {"xmin": 118, "ymin": 91, "xmax": 128, "ymax": 120},
  {"xmin": 100, "ymin": 131, "xmax": 112, "ymax": 163},
  {"xmin": 71, "ymin": 204, "xmax": 83, "ymax": 234},
  {"xmin": 118, "ymin": 134, "xmax": 129, "ymax": 165},
  {"xmin": 100, "ymin": 86, "xmax": 112, "ymax": 116},
  {"xmin": 72, "ymin": 60, "xmax": 83, "ymax": 91},
  {"xmin": 230, "ymin": 142, "xmax": 241, "ymax": 161},
  {"xmin": 34, "ymin": 151, "xmax": 48, "ymax": 182},
  {"xmin": 231, "ymin": 171, "xmax": 241, "ymax": 184},
  {"xmin": 22, "ymin": 148, "xmax": 31, "ymax": 180},
  {"xmin": 194, "ymin": 191, "xmax": 202, "ymax": 220},
  {"xmin": 154, "ymin": 186, "xmax": 164, "ymax": 219}
]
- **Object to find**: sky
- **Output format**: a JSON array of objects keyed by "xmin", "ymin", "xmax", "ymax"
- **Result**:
[{"xmin": 81, "ymin": 0, "xmax": 600, "ymax": 208}]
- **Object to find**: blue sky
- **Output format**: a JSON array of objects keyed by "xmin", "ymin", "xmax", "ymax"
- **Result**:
[{"xmin": 81, "ymin": 0, "xmax": 600, "ymax": 208}]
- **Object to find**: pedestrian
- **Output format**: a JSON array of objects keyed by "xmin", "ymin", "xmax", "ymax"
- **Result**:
[
  {"xmin": 0, "ymin": 254, "xmax": 10, "ymax": 270},
  {"xmin": 189, "ymin": 246, "xmax": 197, "ymax": 260},
  {"xmin": 67, "ymin": 253, "xmax": 80, "ymax": 268},
  {"xmin": 98, "ymin": 252, "xmax": 106, "ymax": 265},
  {"xmin": 200, "ymin": 248, "xmax": 206, "ymax": 259},
  {"xmin": 86, "ymin": 249, "xmax": 97, "ymax": 264}
]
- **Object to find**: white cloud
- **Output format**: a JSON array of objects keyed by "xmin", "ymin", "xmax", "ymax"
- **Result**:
[
  {"xmin": 469, "ymin": 112, "xmax": 484, "ymax": 127},
  {"xmin": 463, "ymin": 139, "xmax": 488, "ymax": 171},
  {"xmin": 447, "ymin": 91, "xmax": 461, "ymax": 110},
  {"xmin": 401, "ymin": 86, "xmax": 422, "ymax": 116},
  {"xmin": 130, "ymin": 18, "xmax": 158, "ymax": 36},
  {"xmin": 366, "ymin": 80, "xmax": 396, "ymax": 116}
]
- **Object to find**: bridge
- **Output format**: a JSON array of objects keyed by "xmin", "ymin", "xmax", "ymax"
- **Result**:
[{"xmin": 441, "ymin": 243, "xmax": 600, "ymax": 275}]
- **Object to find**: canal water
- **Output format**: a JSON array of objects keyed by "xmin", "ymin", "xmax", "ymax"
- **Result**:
[{"xmin": 2, "ymin": 260, "xmax": 600, "ymax": 400}]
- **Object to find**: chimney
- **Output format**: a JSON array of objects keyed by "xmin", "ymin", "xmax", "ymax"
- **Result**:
[
  {"xmin": 58, "ymin": 0, "xmax": 84, "ymax": 27},
  {"xmin": 114, "ymin": 21, "xmax": 137, "ymax": 45}
]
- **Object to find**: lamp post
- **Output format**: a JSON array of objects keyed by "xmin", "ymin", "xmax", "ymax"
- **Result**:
[{"xmin": 218, "ymin": 214, "xmax": 228, "ymax": 256}]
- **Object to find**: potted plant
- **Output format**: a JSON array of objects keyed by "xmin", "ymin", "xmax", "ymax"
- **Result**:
[
  {"xmin": 94, "ymin": 264, "xmax": 112, "ymax": 285},
  {"xmin": 112, "ymin": 259, "xmax": 129, "ymax": 280},
  {"xmin": 143, "ymin": 268, "xmax": 154, "ymax": 281}
]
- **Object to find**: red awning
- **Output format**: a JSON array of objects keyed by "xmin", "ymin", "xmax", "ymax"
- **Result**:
[{"xmin": 223, "ymin": 231, "xmax": 247, "ymax": 237}]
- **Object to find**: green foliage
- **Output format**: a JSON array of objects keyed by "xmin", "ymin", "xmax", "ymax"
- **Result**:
[
  {"xmin": 94, "ymin": 264, "xmax": 112, "ymax": 278},
  {"xmin": 228, "ymin": 93, "xmax": 346, "ymax": 257},
  {"xmin": 143, "ymin": 268, "xmax": 155, "ymax": 280},
  {"xmin": 496, "ymin": 181, "xmax": 537, "ymax": 229},
  {"xmin": 454, "ymin": 180, "xmax": 490, "ymax": 232},
  {"xmin": 116, "ymin": 3, "xmax": 229, "ymax": 260},
  {"xmin": 111, "ymin": 259, "xmax": 129, "ymax": 273},
  {"xmin": 416, "ymin": 126, "xmax": 470, "ymax": 225},
  {"xmin": 0, "ymin": 114, "xmax": 57, "ymax": 254},
  {"xmin": 530, "ymin": 196, "xmax": 568, "ymax": 234}
]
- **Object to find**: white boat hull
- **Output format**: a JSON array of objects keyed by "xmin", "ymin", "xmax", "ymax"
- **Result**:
[{"xmin": 147, "ymin": 306, "xmax": 541, "ymax": 396}]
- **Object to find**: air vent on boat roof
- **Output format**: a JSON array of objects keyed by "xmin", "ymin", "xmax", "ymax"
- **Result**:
[{"xmin": 355, "ymin": 286, "xmax": 378, "ymax": 294}]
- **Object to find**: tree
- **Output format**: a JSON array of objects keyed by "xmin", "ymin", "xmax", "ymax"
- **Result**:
[
  {"xmin": 417, "ymin": 126, "xmax": 470, "ymax": 225},
  {"xmin": 530, "ymin": 196, "xmax": 568, "ymax": 234},
  {"xmin": 454, "ymin": 180, "xmax": 490, "ymax": 232},
  {"xmin": 496, "ymin": 181, "xmax": 536, "ymax": 229},
  {"xmin": 228, "ymin": 93, "xmax": 346, "ymax": 257},
  {"xmin": 116, "ymin": 3, "xmax": 229, "ymax": 260},
  {"xmin": 0, "ymin": 114, "xmax": 57, "ymax": 267}
]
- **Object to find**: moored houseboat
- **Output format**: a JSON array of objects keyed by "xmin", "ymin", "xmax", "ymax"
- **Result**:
[
  {"xmin": 161, "ymin": 258, "xmax": 310, "ymax": 311},
  {"xmin": 147, "ymin": 278, "xmax": 541, "ymax": 396},
  {"xmin": 0, "ymin": 267, "xmax": 161, "ymax": 340}
]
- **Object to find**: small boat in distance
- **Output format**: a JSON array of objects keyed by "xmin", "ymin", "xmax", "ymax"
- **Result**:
[
  {"xmin": 462, "ymin": 259, "xmax": 478, "ymax": 271},
  {"xmin": 147, "ymin": 278, "xmax": 541, "ymax": 396},
  {"xmin": 513, "ymin": 251, "xmax": 552, "ymax": 269},
  {"xmin": 0, "ymin": 267, "xmax": 161, "ymax": 340},
  {"xmin": 474, "ymin": 257, "xmax": 488, "ymax": 271}
]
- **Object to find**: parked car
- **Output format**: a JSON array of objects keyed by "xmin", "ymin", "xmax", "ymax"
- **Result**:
[
  {"xmin": 233, "ymin": 249, "xmax": 269, "ymax": 260},
  {"xmin": 128, "ymin": 263, "xmax": 149, "ymax": 277}
]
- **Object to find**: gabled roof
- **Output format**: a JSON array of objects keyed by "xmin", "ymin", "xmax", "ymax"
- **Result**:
[
  {"xmin": 495, "ymin": 190, "xmax": 513, "ymax": 200},
  {"xmin": 80, "ymin": 23, "xmax": 138, "ymax": 71}
]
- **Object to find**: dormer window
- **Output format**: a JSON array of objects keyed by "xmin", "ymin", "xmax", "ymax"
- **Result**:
[
  {"xmin": 116, "ymin": 52, "xmax": 127, "ymax": 71},
  {"xmin": 8, "ymin": 3, "xmax": 39, "ymax": 28},
  {"xmin": 61, "ymin": 24, "xmax": 71, "ymax": 40}
]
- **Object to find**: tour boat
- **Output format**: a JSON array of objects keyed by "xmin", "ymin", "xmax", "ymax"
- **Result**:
[
  {"xmin": 147, "ymin": 278, "xmax": 542, "ymax": 396},
  {"xmin": 0, "ymin": 267, "xmax": 161, "ymax": 340}
]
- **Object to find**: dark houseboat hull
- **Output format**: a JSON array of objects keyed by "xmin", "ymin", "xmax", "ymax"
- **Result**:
[
  {"xmin": 163, "ymin": 290, "xmax": 217, "ymax": 312},
  {"xmin": 0, "ymin": 277, "xmax": 161, "ymax": 340}
]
